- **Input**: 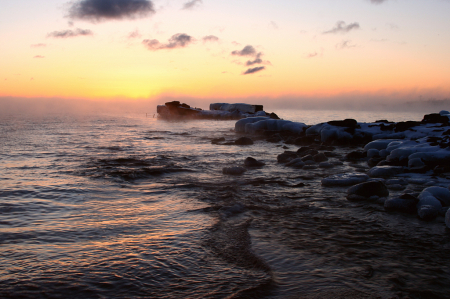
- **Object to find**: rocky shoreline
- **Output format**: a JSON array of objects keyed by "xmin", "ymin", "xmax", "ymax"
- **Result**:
[{"xmin": 215, "ymin": 110, "xmax": 450, "ymax": 228}]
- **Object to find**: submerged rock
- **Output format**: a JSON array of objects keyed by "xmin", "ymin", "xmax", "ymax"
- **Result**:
[
  {"xmin": 235, "ymin": 137, "xmax": 254, "ymax": 145},
  {"xmin": 223, "ymin": 166, "xmax": 247, "ymax": 175},
  {"xmin": 384, "ymin": 194, "xmax": 418, "ymax": 213},
  {"xmin": 285, "ymin": 158, "xmax": 305, "ymax": 168},
  {"xmin": 244, "ymin": 157, "xmax": 265, "ymax": 167},
  {"xmin": 347, "ymin": 181, "xmax": 389, "ymax": 200}
]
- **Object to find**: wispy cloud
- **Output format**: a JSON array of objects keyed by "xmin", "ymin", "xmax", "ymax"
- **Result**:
[
  {"xmin": 68, "ymin": 0, "xmax": 155, "ymax": 22},
  {"xmin": 142, "ymin": 33, "xmax": 193, "ymax": 50},
  {"xmin": 336, "ymin": 40, "xmax": 357, "ymax": 49},
  {"xmin": 202, "ymin": 35, "xmax": 219, "ymax": 42},
  {"xmin": 323, "ymin": 21, "xmax": 360, "ymax": 34},
  {"xmin": 269, "ymin": 21, "xmax": 279, "ymax": 30},
  {"xmin": 307, "ymin": 52, "xmax": 318, "ymax": 58},
  {"xmin": 243, "ymin": 66, "xmax": 265, "ymax": 75},
  {"xmin": 182, "ymin": 0, "xmax": 202, "ymax": 10},
  {"xmin": 33, "ymin": 55, "xmax": 45, "ymax": 58},
  {"xmin": 47, "ymin": 28, "xmax": 93, "ymax": 38},
  {"xmin": 128, "ymin": 29, "xmax": 142, "ymax": 39},
  {"xmin": 30, "ymin": 43, "xmax": 46, "ymax": 48},
  {"xmin": 370, "ymin": 0, "xmax": 388, "ymax": 4}
]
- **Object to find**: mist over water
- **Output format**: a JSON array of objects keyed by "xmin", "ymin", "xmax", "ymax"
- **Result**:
[{"xmin": 1, "ymin": 107, "xmax": 449, "ymax": 298}]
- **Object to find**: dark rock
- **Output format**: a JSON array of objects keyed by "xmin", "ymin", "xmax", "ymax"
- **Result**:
[
  {"xmin": 277, "ymin": 151, "xmax": 298, "ymax": 163},
  {"xmin": 346, "ymin": 151, "xmax": 367, "ymax": 160},
  {"xmin": 347, "ymin": 181, "xmax": 389, "ymax": 200},
  {"xmin": 324, "ymin": 151, "xmax": 340, "ymax": 158},
  {"xmin": 223, "ymin": 166, "xmax": 246, "ymax": 175},
  {"xmin": 384, "ymin": 194, "xmax": 418, "ymax": 213},
  {"xmin": 269, "ymin": 112, "xmax": 280, "ymax": 119},
  {"xmin": 394, "ymin": 121, "xmax": 421, "ymax": 132},
  {"xmin": 375, "ymin": 120, "xmax": 393, "ymax": 123},
  {"xmin": 285, "ymin": 158, "xmax": 305, "ymax": 168},
  {"xmin": 327, "ymin": 119, "xmax": 358, "ymax": 128},
  {"xmin": 297, "ymin": 146, "xmax": 312, "ymax": 155},
  {"xmin": 300, "ymin": 154, "xmax": 314, "ymax": 162},
  {"xmin": 266, "ymin": 134, "xmax": 282, "ymax": 143},
  {"xmin": 235, "ymin": 137, "xmax": 254, "ymax": 145},
  {"xmin": 368, "ymin": 157, "xmax": 384, "ymax": 168},
  {"xmin": 244, "ymin": 157, "xmax": 265, "ymax": 167},
  {"xmin": 294, "ymin": 135, "xmax": 316, "ymax": 146},
  {"xmin": 313, "ymin": 153, "xmax": 328, "ymax": 162},
  {"xmin": 282, "ymin": 146, "xmax": 289, "ymax": 149},
  {"xmin": 211, "ymin": 137, "xmax": 225, "ymax": 144},
  {"xmin": 422, "ymin": 113, "xmax": 449, "ymax": 124},
  {"xmin": 379, "ymin": 123, "xmax": 395, "ymax": 131}
]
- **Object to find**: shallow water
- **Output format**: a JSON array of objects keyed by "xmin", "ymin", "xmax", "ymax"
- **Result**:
[{"xmin": 1, "ymin": 110, "xmax": 449, "ymax": 298}]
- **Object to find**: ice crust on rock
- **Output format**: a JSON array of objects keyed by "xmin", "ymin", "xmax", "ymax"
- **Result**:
[{"xmin": 368, "ymin": 166, "xmax": 404, "ymax": 178}]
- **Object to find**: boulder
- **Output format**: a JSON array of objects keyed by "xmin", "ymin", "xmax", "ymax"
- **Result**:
[
  {"xmin": 417, "ymin": 205, "xmax": 439, "ymax": 221},
  {"xmin": 313, "ymin": 153, "xmax": 328, "ymax": 163},
  {"xmin": 347, "ymin": 181, "xmax": 389, "ymax": 200},
  {"xmin": 327, "ymin": 119, "xmax": 358, "ymax": 128},
  {"xmin": 384, "ymin": 194, "xmax": 418, "ymax": 213},
  {"xmin": 420, "ymin": 186, "xmax": 450, "ymax": 206},
  {"xmin": 285, "ymin": 158, "xmax": 306, "ymax": 168},
  {"xmin": 244, "ymin": 157, "xmax": 265, "ymax": 167},
  {"xmin": 446, "ymin": 209, "xmax": 450, "ymax": 228},
  {"xmin": 367, "ymin": 166, "xmax": 404, "ymax": 178},
  {"xmin": 277, "ymin": 151, "xmax": 298, "ymax": 163},
  {"xmin": 211, "ymin": 137, "xmax": 225, "ymax": 144},
  {"xmin": 235, "ymin": 137, "xmax": 254, "ymax": 145}
]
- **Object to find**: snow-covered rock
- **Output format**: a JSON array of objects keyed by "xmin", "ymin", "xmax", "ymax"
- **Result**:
[{"xmin": 368, "ymin": 166, "xmax": 404, "ymax": 178}]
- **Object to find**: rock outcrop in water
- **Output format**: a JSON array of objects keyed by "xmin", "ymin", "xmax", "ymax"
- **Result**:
[
  {"xmin": 157, "ymin": 101, "xmax": 276, "ymax": 120},
  {"xmin": 234, "ymin": 110, "xmax": 450, "ymax": 228}
]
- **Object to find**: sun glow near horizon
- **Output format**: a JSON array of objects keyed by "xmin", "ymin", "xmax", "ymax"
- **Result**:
[{"xmin": 1, "ymin": 0, "xmax": 450, "ymax": 104}]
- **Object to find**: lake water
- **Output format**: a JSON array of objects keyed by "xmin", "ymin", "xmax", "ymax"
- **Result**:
[{"xmin": 1, "ymin": 109, "xmax": 449, "ymax": 298}]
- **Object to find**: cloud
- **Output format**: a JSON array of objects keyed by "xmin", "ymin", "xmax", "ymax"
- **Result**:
[
  {"xmin": 30, "ymin": 43, "xmax": 46, "ymax": 48},
  {"xmin": 243, "ymin": 66, "xmax": 265, "ymax": 75},
  {"xmin": 232, "ymin": 45, "xmax": 257, "ymax": 57},
  {"xmin": 47, "ymin": 28, "xmax": 93, "ymax": 38},
  {"xmin": 269, "ymin": 21, "xmax": 278, "ymax": 30},
  {"xmin": 323, "ymin": 21, "xmax": 360, "ymax": 34},
  {"xmin": 307, "ymin": 52, "xmax": 318, "ymax": 58},
  {"xmin": 34, "ymin": 55, "xmax": 45, "ymax": 58},
  {"xmin": 336, "ymin": 40, "xmax": 357, "ymax": 49},
  {"xmin": 68, "ymin": 0, "xmax": 155, "ymax": 22},
  {"xmin": 143, "ymin": 33, "xmax": 193, "ymax": 50},
  {"xmin": 370, "ymin": 0, "xmax": 388, "ymax": 4},
  {"xmin": 202, "ymin": 35, "xmax": 219, "ymax": 42},
  {"xmin": 246, "ymin": 53, "xmax": 262, "ymax": 66},
  {"xmin": 182, "ymin": 0, "xmax": 202, "ymax": 10},
  {"xmin": 128, "ymin": 29, "xmax": 142, "ymax": 38}
]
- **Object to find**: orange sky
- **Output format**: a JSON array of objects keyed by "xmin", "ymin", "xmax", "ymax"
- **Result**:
[{"xmin": 1, "ymin": 0, "xmax": 450, "ymax": 107}]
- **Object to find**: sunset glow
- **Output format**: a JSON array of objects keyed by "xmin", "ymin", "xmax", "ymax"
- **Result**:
[{"xmin": 1, "ymin": 0, "xmax": 450, "ymax": 107}]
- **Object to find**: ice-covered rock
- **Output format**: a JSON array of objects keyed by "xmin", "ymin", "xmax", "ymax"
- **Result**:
[
  {"xmin": 235, "ymin": 117, "xmax": 269, "ymax": 133},
  {"xmin": 417, "ymin": 192, "xmax": 442, "ymax": 210},
  {"xmin": 367, "ymin": 149, "xmax": 380, "ymax": 158},
  {"xmin": 367, "ymin": 166, "xmax": 404, "ymax": 178},
  {"xmin": 408, "ymin": 157, "xmax": 426, "ymax": 171},
  {"xmin": 446, "ymin": 209, "xmax": 450, "ymax": 228},
  {"xmin": 364, "ymin": 139, "xmax": 399, "ymax": 151},
  {"xmin": 420, "ymin": 187, "xmax": 450, "ymax": 206},
  {"xmin": 321, "ymin": 173, "xmax": 369, "ymax": 187},
  {"xmin": 417, "ymin": 205, "xmax": 439, "ymax": 221}
]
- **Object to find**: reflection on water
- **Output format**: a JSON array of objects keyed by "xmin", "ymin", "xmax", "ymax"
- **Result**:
[{"xmin": 0, "ymin": 111, "xmax": 449, "ymax": 298}]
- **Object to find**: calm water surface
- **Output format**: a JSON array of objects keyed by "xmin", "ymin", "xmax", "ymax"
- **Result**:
[{"xmin": 0, "ymin": 109, "xmax": 449, "ymax": 298}]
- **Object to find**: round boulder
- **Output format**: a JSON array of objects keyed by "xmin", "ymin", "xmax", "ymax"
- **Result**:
[
  {"xmin": 420, "ymin": 186, "xmax": 450, "ymax": 206},
  {"xmin": 418, "ymin": 205, "xmax": 439, "ymax": 221},
  {"xmin": 286, "ymin": 158, "xmax": 305, "ymax": 168},
  {"xmin": 367, "ymin": 166, "xmax": 404, "ymax": 178},
  {"xmin": 347, "ymin": 181, "xmax": 389, "ymax": 200}
]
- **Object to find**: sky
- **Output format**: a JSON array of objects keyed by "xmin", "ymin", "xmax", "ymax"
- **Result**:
[{"xmin": 1, "ymin": 0, "xmax": 450, "ymax": 110}]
